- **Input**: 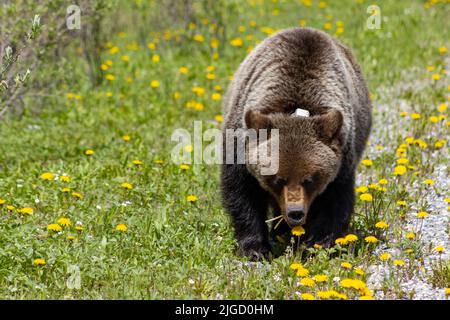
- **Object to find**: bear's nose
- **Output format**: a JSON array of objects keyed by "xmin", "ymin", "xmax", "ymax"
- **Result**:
[{"xmin": 286, "ymin": 204, "xmax": 306, "ymax": 226}]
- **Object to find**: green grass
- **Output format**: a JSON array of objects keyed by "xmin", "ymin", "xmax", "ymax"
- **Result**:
[{"xmin": 0, "ymin": 0, "xmax": 449, "ymax": 299}]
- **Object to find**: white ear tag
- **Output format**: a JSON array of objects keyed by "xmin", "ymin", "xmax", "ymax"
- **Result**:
[{"xmin": 294, "ymin": 108, "xmax": 310, "ymax": 117}]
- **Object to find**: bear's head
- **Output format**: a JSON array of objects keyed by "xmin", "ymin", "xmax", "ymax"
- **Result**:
[{"xmin": 245, "ymin": 108, "xmax": 344, "ymax": 227}]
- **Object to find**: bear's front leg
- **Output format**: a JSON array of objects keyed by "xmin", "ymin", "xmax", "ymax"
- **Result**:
[
  {"xmin": 221, "ymin": 163, "xmax": 271, "ymax": 260},
  {"xmin": 304, "ymin": 176, "xmax": 355, "ymax": 248}
]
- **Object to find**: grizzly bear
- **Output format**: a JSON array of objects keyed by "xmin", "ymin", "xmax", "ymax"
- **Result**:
[{"xmin": 221, "ymin": 27, "xmax": 372, "ymax": 260}]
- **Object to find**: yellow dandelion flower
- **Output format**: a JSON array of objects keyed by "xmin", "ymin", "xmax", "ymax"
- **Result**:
[
  {"xmin": 34, "ymin": 258, "xmax": 46, "ymax": 266},
  {"xmin": 397, "ymin": 200, "xmax": 407, "ymax": 207},
  {"xmin": 406, "ymin": 232, "xmax": 415, "ymax": 240},
  {"xmin": 212, "ymin": 93, "xmax": 221, "ymax": 101},
  {"xmin": 345, "ymin": 234, "xmax": 358, "ymax": 243},
  {"xmin": 184, "ymin": 145, "xmax": 193, "ymax": 153},
  {"xmin": 67, "ymin": 235, "xmax": 76, "ymax": 241},
  {"xmin": 393, "ymin": 165, "xmax": 407, "ymax": 176},
  {"xmin": 291, "ymin": 226, "xmax": 305, "ymax": 236},
  {"xmin": 299, "ymin": 277, "xmax": 315, "ymax": 287},
  {"xmin": 324, "ymin": 22, "xmax": 332, "ymax": 30},
  {"xmin": 187, "ymin": 195, "xmax": 198, "ymax": 203},
  {"xmin": 105, "ymin": 74, "xmax": 115, "ymax": 81},
  {"xmin": 121, "ymin": 182, "xmax": 133, "ymax": 190},
  {"xmin": 132, "ymin": 160, "xmax": 143, "ymax": 166},
  {"xmin": 417, "ymin": 211, "xmax": 428, "ymax": 219},
  {"xmin": 296, "ymin": 267, "xmax": 309, "ymax": 277},
  {"xmin": 444, "ymin": 288, "xmax": 450, "ymax": 296},
  {"xmin": 359, "ymin": 193, "xmax": 373, "ymax": 202},
  {"xmin": 313, "ymin": 274, "xmax": 328, "ymax": 282},
  {"xmin": 290, "ymin": 263, "xmax": 303, "ymax": 270},
  {"xmin": 115, "ymin": 223, "xmax": 127, "ymax": 232},
  {"xmin": 439, "ymin": 47, "xmax": 448, "ymax": 54},
  {"xmin": 434, "ymin": 246, "xmax": 445, "ymax": 254},
  {"xmin": 179, "ymin": 67, "xmax": 189, "ymax": 74},
  {"xmin": 59, "ymin": 175, "xmax": 70, "ymax": 182},
  {"xmin": 71, "ymin": 192, "xmax": 83, "ymax": 199},
  {"xmin": 152, "ymin": 54, "xmax": 160, "ymax": 62},
  {"xmin": 364, "ymin": 236, "xmax": 378, "ymax": 244},
  {"xmin": 360, "ymin": 295, "xmax": 374, "ymax": 300},
  {"xmin": 0, "ymin": 198, "xmax": 5, "ymax": 205},
  {"xmin": 380, "ymin": 252, "xmax": 391, "ymax": 261},
  {"xmin": 341, "ymin": 262, "xmax": 352, "ymax": 269},
  {"xmin": 17, "ymin": 207, "xmax": 34, "ymax": 215},
  {"xmin": 399, "ymin": 111, "xmax": 408, "ymax": 117},
  {"xmin": 179, "ymin": 164, "xmax": 190, "ymax": 170},
  {"xmin": 230, "ymin": 38, "xmax": 243, "ymax": 47},
  {"xmin": 438, "ymin": 103, "xmax": 448, "ymax": 113},
  {"xmin": 317, "ymin": 291, "xmax": 332, "ymax": 299},
  {"xmin": 361, "ymin": 159, "xmax": 373, "ymax": 167},
  {"xmin": 411, "ymin": 113, "xmax": 421, "ymax": 120},
  {"xmin": 7, "ymin": 205, "xmax": 15, "ymax": 211},
  {"xmin": 432, "ymin": 73, "xmax": 440, "ymax": 81},
  {"xmin": 424, "ymin": 179, "xmax": 434, "ymax": 185},
  {"xmin": 121, "ymin": 55, "xmax": 129, "ymax": 62},
  {"xmin": 47, "ymin": 223, "xmax": 62, "ymax": 232},
  {"xmin": 41, "ymin": 172, "xmax": 55, "ymax": 181},
  {"xmin": 215, "ymin": 115, "xmax": 223, "ymax": 122},
  {"xmin": 75, "ymin": 225, "xmax": 84, "ymax": 232},
  {"xmin": 193, "ymin": 34, "xmax": 204, "ymax": 42},
  {"xmin": 355, "ymin": 267, "xmax": 365, "ymax": 276},
  {"xmin": 375, "ymin": 221, "xmax": 388, "ymax": 229},
  {"xmin": 313, "ymin": 243, "xmax": 322, "ymax": 250},
  {"xmin": 57, "ymin": 217, "xmax": 72, "ymax": 227},
  {"xmin": 378, "ymin": 179, "xmax": 388, "ymax": 185},
  {"xmin": 301, "ymin": 293, "xmax": 315, "ymax": 300},
  {"xmin": 85, "ymin": 149, "xmax": 94, "ymax": 156},
  {"xmin": 61, "ymin": 187, "xmax": 71, "ymax": 193},
  {"xmin": 355, "ymin": 186, "xmax": 368, "ymax": 193},
  {"xmin": 393, "ymin": 259, "xmax": 405, "ymax": 267},
  {"xmin": 150, "ymin": 80, "xmax": 160, "ymax": 88},
  {"xmin": 335, "ymin": 237, "xmax": 348, "ymax": 245}
]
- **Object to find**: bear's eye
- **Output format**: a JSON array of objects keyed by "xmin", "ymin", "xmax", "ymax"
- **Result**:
[
  {"xmin": 272, "ymin": 177, "xmax": 287, "ymax": 188},
  {"xmin": 302, "ymin": 177, "xmax": 314, "ymax": 188}
]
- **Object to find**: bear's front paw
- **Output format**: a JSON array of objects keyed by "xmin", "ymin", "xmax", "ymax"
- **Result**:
[{"xmin": 238, "ymin": 242, "xmax": 272, "ymax": 261}]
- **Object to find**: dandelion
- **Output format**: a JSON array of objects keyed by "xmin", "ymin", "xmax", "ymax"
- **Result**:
[
  {"xmin": 41, "ymin": 172, "xmax": 55, "ymax": 181},
  {"xmin": 393, "ymin": 165, "xmax": 407, "ymax": 176},
  {"xmin": 121, "ymin": 55, "xmax": 129, "ymax": 62},
  {"xmin": 121, "ymin": 182, "xmax": 133, "ymax": 190},
  {"xmin": 316, "ymin": 291, "xmax": 332, "ymax": 299},
  {"xmin": 17, "ymin": 207, "xmax": 33, "ymax": 215},
  {"xmin": 406, "ymin": 232, "xmax": 415, "ymax": 240},
  {"xmin": 396, "ymin": 158, "xmax": 409, "ymax": 165},
  {"xmin": 75, "ymin": 225, "xmax": 84, "ymax": 232},
  {"xmin": 432, "ymin": 73, "xmax": 440, "ymax": 81},
  {"xmin": 296, "ymin": 267, "xmax": 309, "ymax": 277},
  {"xmin": 150, "ymin": 80, "xmax": 160, "ymax": 88},
  {"xmin": 115, "ymin": 223, "xmax": 127, "ymax": 232},
  {"xmin": 132, "ymin": 160, "xmax": 143, "ymax": 166},
  {"xmin": 399, "ymin": 111, "xmax": 408, "ymax": 117},
  {"xmin": 301, "ymin": 293, "xmax": 315, "ymax": 300},
  {"xmin": 122, "ymin": 135, "xmax": 131, "ymax": 142},
  {"xmin": 187, "ymin": 195, "xmax": 198, "ymax": 203},
  {"xmin": 445, "ymin": 288, "xmax": 450, "ymax": 296},
  {"xmin": 438, "ymin": 103, "xmax": 448, "ymax": 113},
  {"xmin": 341, "ymin": 262, "xmax": 352, "ymax": 269},
  {"xmin": 313, "ymin": 244, "xmax": 322, "ymax": 250},
  {"xmin": 434, "ymin": 246, "xmax": 445, "ymax": 254},
  {"xmin": 299, "ymin": 277, "xmax": 315, "ymax": 287},
  {"xmin": 34, "ymin": 259, "xmax": 46, "ymax": 266},
  {"xmin": 359, "ymin": 193, "xmax": 373, "ymax": 202},
  {"xmin": 417, "ymin": 211, "xmax": 428, "ymax": 219},
  {"xmin": 361, "ymin": 159, "xmax": 373, "ymax": 167},
  {"xmin": 0, "ymin": 198, "xmax": 5, "ymax": 205},
  {"xmin": 360, "ymin": 295, "xmax": 374, "ymax": 300},
  {"xmin": 411, "ymin": 113, "xmax": 421, "ymax": 120},
  {"xmin": 230, "ymin": 38, "xmax": 243, "ymax": 46},
  {"xmin": 152, "ymin": 54, "xmax": 160, "ymax": 62},
  {"xmin": 324, "ymin": 22, "xmax": 332, "ymax": 30},
  {"xmin": 424, "ymin": 179, "xmax": 434, "ymax": 186},
  {"xmin": 364, "ymin": 236, "xmax": 378, "ymax": 244},
  {"xmin": 62, "ymin": 187, "xmax": 71, "ymax": 193},
  {"xmin": 212, "ymin": 93, "xmax": 221, "ymax": 101},
  {"xmin": 179, "ymin": 164, "xmax": 190, "ymax": 170},
  {"xmin": 105, "ymin": 74, "xmax": 115, "ymax": 81},
  {"xmin": 179, "ymin": 67, "xmax": 189, "ymax": 74},
  {"xmin": 393, "ymin": 259, "xmax": 405, "ymax": 267},
  {"xmin": 313, "ymin": 274, "xmax": 328, "ymax": 282},
  {"xmin": 290, "ymin": 263, "xmax": 302, "ymax": 270},
  {"xmin": 60, "ymin": 175, "xmax": 70, "ymax": 182},
  {"xmin": 193, "ymin": 34, "xmax": 204, "ymax": 42},
  {"xmin": 291, "ymin": 226, "xmax": 305, "ymax": 236},
  {"xmin": 71, "ymin": 192, "xmax": 83, "ymax": 199},
  {"xmin": 47, "ymin": 224, "xmax": 62, "ymax": 232},
  {"xmin": 380, "ymin": 253, "xmax": 391, "ymax": 261},
  {"xmin": 67, "ymin": 235, "xmax": 76, "ymax": 241},
  {"xmin": 57, "ymin": 217, "xmax": 72, "ymax": 227},
  {"xmin": 355, "ymin": 186, "xmax": 368, "ymax": 193},
  {"xmin": 344, "ymin": 234, "xmax": 358, "ymax": 243},
  {"xmin": 439, "ymin": 46, "xmax": 448, "ymax": 53},
  {"xmin": 355, "ymin": 267, "xmax": 365, "ymax": 276},
  {"xmin": 378, "ymin": 179, "xmax": 388, "ymax": 185},
  {"xmin": 85, "ymin": 149, "xmax": 94, "ymax": 156},
  {"xmin": 375, "ymin": 221, "xmax": 388, "ymax": 229},
  {"xmin": 335, "ymin": 237, "xmax": 347, "ymax": 245},
  {"xmin": 397, "ymin": 200, "xmax": 407, "ymax": 207},
  {"xmin": 147, "ymin": 42, "xmax": 156, "ymax": 50},
  {"xmin": 7, "ymin": 205, "xmax": 15, "ymax": 211},
  {"xmin": 215, "ymin": 115, "xmax": 223, "ymax": 122},
  {"xmin": 184, "ymin": 145, "xmax": 193, "ymax": 153}
]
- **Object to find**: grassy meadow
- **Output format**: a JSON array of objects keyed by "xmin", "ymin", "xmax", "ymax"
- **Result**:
[{"xmin": 0, "ymin": 0, "xmax": 449, "ymax": 299}]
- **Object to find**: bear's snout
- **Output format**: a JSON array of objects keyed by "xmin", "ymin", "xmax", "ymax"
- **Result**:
[
  {"xmin": 285, "ymin": 204, "xmax": 306, "ymax": 226},
  {"xmin": 282, "ymin": 186, "xmax": 309, "ymax": 226}
]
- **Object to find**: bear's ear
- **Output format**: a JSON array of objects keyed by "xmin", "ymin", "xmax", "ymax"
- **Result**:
[
  {"xmin": 314, "ymin": 109, "xmax": 343, "ymax": 143},
  {"xmin": 245, "ymin": 110, "xmax": 272, "ymax": 131}
]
